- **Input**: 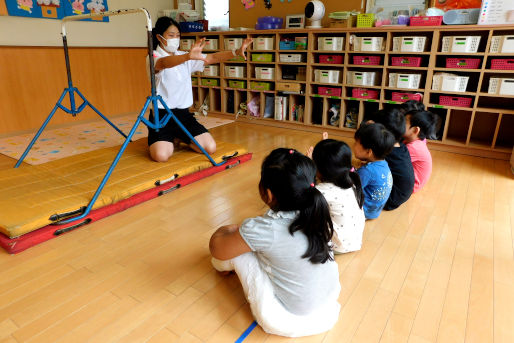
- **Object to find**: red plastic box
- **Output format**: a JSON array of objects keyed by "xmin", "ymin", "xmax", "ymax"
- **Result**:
[
  {"xmin": 491, "ymin": 59, "xmax": 514, "ymax": 70},
  {"xmin": 352, "ymin": 88, "xmax": 379, "ymax": 99},
  {"xmin": 318, "ymin": 86, "xmax": 342, "ymax": 97},
  {"xmin": 391, "ymin": 92, "xmax": 423, "ymax": 102},
  {"xmin": 409, "ymin": 16, "xmax": 443, "ymax": 26},
  {"xmin": 391, "ymin": 56, "xmax": 422, "ymax": 67},
  {"xmin": 319, "ymin": 55, "xmax": 344, "ymax": 64},
  {"xmin": 353, "ymin": 55, "xmax": 382, "ymax": 65},
  {"xmin": 439, "ymin": 95, "xmax": 473, "ymax": 108},
  {"xmin": 446, "ymin": 58, "xmax": 481, "ymax": 69}
]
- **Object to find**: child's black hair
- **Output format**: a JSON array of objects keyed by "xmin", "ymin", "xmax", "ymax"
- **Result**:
[
  {"xmin": 363, "ymin": 108, "xmax": 406, "ymax": 143},
  {"xmin": 354, "ymin": 123, "xmax": 395, "ymax": 159},
  {"xmin": 259, "ymin": 148, "xmax": 334, "ymax": 264},
  {"xmin": 152, "ymin": 16, "xmax": 181, "ymax": 50},
  {"xmin": 312, "ymin": 139, "xmax": 364, "ymax": 209},
  {"xmin": 406, "ymin": 110, "xmax": 436, "ymax": 140},
  {"xmin": 399, "ymin": 100, "xmax": 425, "ymax": 113}
]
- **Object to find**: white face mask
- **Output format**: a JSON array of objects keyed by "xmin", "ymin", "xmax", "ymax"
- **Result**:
[{"xmin": 160, "ymin": 35, "xmax": 180, "ymax": 53}]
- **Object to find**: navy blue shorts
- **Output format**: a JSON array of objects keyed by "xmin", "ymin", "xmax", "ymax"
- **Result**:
[{"xmin": 147, "ymin": 108, "xmax": 208, "ymax": 146}]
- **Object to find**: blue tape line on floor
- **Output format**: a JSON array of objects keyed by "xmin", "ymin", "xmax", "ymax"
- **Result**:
[{"xmin": 235, "ymin": 320, "xmax": 258, "ymax": 343}]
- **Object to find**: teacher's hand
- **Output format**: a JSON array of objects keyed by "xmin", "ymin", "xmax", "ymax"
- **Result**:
[
  {"xmin": 189, "ymin": 38, "xmax": 208, "ymax": 61},
  {"xmin": 235, "ymin": 38, "xmax": 253, "ymax": 61}
]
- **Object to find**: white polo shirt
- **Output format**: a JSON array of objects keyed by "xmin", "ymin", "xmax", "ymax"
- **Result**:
[{"xmin": 147, "ymin": 45, "xmax": 205, "ymax": 110}]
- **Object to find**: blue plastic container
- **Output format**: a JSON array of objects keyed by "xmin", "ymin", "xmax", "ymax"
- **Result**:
[
  {"xmin": 179, "ymin": 22, "xmax": 204, "ymax": 33},
  {"xmin": 279, "ymin": 41, "xmax": 296, "ymax": 50}
]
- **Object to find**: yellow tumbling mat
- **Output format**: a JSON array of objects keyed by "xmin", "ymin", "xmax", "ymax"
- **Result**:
[{"xmin": 0, "ymin": 139, "xmax": 247, "ymax": 238}]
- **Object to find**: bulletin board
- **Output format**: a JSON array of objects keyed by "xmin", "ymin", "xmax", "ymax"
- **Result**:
[
  {"xmin": 0, "ymin": 1, "xmax": 7, "ymax": 15},
  {"xmin": 229, "ymin": 0, "xmax": 365, "ymax": 29},
  {"xmin": 4, "ymin": 0, "xmax": 109, "ymax": 22}
]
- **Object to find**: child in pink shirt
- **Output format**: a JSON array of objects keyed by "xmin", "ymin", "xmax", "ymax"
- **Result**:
[{"xmin": 403, "ymin": 111, "xmax": 436, "ymax": 193}]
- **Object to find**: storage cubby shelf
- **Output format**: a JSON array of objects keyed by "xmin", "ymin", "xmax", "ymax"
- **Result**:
[{"xmin": 182, "ymin": 24, "xmax": 514, "ymax": 160}]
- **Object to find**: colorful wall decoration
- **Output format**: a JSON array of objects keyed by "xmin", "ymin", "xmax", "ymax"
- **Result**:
[
  {"xmin": 432, "ymin": 0, "xmax": 483, "ymax": 11},
  {"xmin": 4, "ymin": 0, "xmax": 109, "ymax": 21}
]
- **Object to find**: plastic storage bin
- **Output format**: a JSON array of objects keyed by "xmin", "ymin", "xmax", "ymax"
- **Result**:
[
  {"xmin": 392, "ymin": 36, "xmax": 427, "ymax": 52},
  {"xmin": 389, "ymin": 73, "xmax": 422, "ymax": 89},
  {"xmin": 352, "ymin": 88, "xmax": 379, "ymax": 99},
  {"xmin": 351, "ymin": 36, "xmax": 384, "ymax": 52},
  {"xmin": 224, "ymin": 38, "xmax": 243, "ymax": 50},
  {"xmin": 180, "ymin": 39, "xmax": 195, "ymax": 51},
  {"xmin": 353, "ymin": 55, "xmax": 381, "ymax": 65},
  {"xmin": 314, "ymin": 70, "xmax": 341, "ymax": 84},
  {"xmin": 445, "ymin": 58, "xmax": 481, "ymax": 69},
  {"xmin": 409, "ymin": 16, "xmax": 443, "ymax": 26},
  {"xmin": 225, "ymin": 66, "xmax": 246, "ymax": 78},
  {"xmin": 180, "ymin": 22, "xmax": 203, "ymax": 32},
  {"xmin": 250, "ymin": 81, "xmax": 273, "ymax": 91},
  {"xmin": 201, "ymin": 78, "xmax": 219, "ymax": 86},
  {"xmin": 491, "ymin": 59, "xmax": 514, "ymax": 70},
  {"xmin": 276, "ymin": 82, "xmax": 302, "ymax": 92},
  {"xmin": 432, "ymin": 74, "xmax": 469, "ymax": 92},
  {"xmin": 391, "ymin": 92, "xmax": 423, "ymax": 102},
  {"xmin": 441, "ymin": 36, "xmax": 481, "ymax": 53},
  {"xmin": 255, "ymin": 37, "xmax": 275, "ymax": 50},
  {"xmin": 251, "ymin": 53, "xmax": 273, "ymax": 62},
  {"xmin": 319, "ymin": 55, "xmax": 344, "ymax": 64},
  {"xmin": 488, "ymin": 78, "xmax": 514, "ymax": 95},
  {"xmin": 348, "ymin": 71, "xmax": 378, "ymax": 86},
  {"xmin": 318, "ymin": 37, "xmax": 345, "ymax": 51},
  {"xmin": 228, "ymin": 80, "xmax": 247, "ymax": 89},
  {"xmin": 279, "ymin": 40, "xmax": 296, "ymax": 50},
  {"xmin": 390, "ymin": 56, "xmax": 422, "ymax": 67},
  {"xmin": 202, "ymin": 65, "xmax": 219, "ymax": 76},
  {"xmin": 279, "ymin": 54, "xmax": 304, "ymax": 63},
  {"xmin": 318, "ymin": 86, "xmax": 342, "ymax": 97},
  {"xmin": 439, "ymin": 95, "xmax": 473, "ymax": 107},
  {"xmin": 191, "ymin": 77, "xmax": 198, "ymax": 86},
  {"xmin": 204, "ymin": 38, "xmax": 218, "ymax": 50},
  {"xmin": 489, "ymin": 35, "xmax": 514, "ymax": 53},
  {"xmin": 255, "ymin": 67, "xmax": 275, "ymax": 80}
]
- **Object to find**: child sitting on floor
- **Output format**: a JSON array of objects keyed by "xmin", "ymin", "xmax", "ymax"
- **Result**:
[
  {"xmin": 209, "ymin": 148, "xmax": 341, "ymax": 337},
  {"xmin": 364, "ymin": 108, "xmax": 415, "ymax": 210},
  {"xmin": 403, "ymin": 110, "xmax": 436, "ymax": 193},
  {"xmin": 353, "ymin": 123, "xmax": 395, "ymax": 219},
  {"xmin": 310, "ymin": 137, "xmax": 365, "ymax": 253}
]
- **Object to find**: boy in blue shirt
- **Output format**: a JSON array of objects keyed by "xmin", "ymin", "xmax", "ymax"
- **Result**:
[{"xmin": 353, "ymin": 123, "xmax": 395, "ymax": 219}]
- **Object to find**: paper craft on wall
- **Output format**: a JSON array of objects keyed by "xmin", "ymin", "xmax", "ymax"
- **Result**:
[
  {"xmin": 5, "ymin": 0, "xmax": 109, "ymax": 21},
  {"xmin": 264, "ymin": 0, "xmax": 272, "ymax": 9},
  {"xmin": 241, "ymin": 0, "xmax": 255, "ymax": 10},
  {"xmin": 433, "ymin": 0, "xmax": 483, "ymax": 11}
]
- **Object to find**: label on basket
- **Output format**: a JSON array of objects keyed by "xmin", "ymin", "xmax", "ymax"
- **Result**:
[
  {"xmin": 366, "ymin": 99, "xmax": 376, "ymax": 102},
  {"xmin": 388, "ymin": 101, "xmax": 398, "ymax": 104},
  {"xmin": 313, "ymin": 94, "xmax": 321, "ymax": 97},
  {"xmin": 330, "ymin": 96, "xmax": 340, "ymax": 99},
  {"xmin": 434, "ymin": 105, "xmax": 444, "ymax": 108}
]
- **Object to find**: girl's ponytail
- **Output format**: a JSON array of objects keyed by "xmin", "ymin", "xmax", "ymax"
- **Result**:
[{"xmin": 290, "ymin": 186, "xmax": 334, "ymax": 264}]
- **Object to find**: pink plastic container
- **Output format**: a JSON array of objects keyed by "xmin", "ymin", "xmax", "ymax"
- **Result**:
[
  {"xmin": 352, "ymin": 88, "xmax": 379, "ymax": 99},
  {"xmin": 353, "ymin": 55, "xmax": 382, "ymax": 65},
  {"xmin": 446, "ymin": 58, "xmax": 481, "ymax": 69},
  {"xmin": 391, "ymin": 92, "xmax": 423, "ymax": 102},
  {"xmin": 391, "ymin": 56, "xmax": 422, "ymax": 67},
  {"xmin": 409, "ymin": 16, "xmax": 443, "ymax": 26},
  {"xmin": 439, "ymin": 95, "xmax": 473, "ymax": 108},
  {"xmin": 319, "ymin": 55, "xmax": 344, "ymax": 64},
  {"xmin": 491, "ymin": 59, "xmax": 514, "ymax": 70},
  {"xmin": 318, "ymin": 86, "xmax": 342, "ymax": 97}
]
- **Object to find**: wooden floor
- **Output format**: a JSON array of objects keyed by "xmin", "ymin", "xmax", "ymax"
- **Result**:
[{"xmin": 0, "ymin": 122, "xmax": 513, "ymax": 343}]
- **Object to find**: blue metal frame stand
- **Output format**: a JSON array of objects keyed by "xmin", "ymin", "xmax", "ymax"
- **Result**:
[{"xmin": 13, "ymin": 9, "xmax": 227, "ymax": 225}]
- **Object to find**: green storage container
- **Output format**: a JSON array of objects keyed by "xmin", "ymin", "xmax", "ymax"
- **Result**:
[
  {"xmin": 191, "ymin": 77, "xmax": 198, "ymax": 86},
  {"xmin": 228, "ymin": 80, "xmax": 247, "ymax": 89},
  {"xmin": 251, "ymin": 53, "xmax": 274, "ymax": 62},
  {"xmin": 201, "ymin": 78, "xmax": 219, "ymax": 87},
  {"xmin": 250, "ymin": 81, "xmax": 273, "ymax": 91},
  {"xmin": 230, "ymin": 56, "xmax": 246, "ymax": 62}
]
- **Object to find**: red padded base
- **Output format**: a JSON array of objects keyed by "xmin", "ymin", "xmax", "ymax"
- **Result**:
[{"xmin": 0, "ymin": 153, "xmax": 252, "ymax": 254}]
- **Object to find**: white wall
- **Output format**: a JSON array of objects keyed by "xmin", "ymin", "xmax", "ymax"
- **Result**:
[{"xmin": 0, "ymin": 0, "xmax": 173, "ymax": 47}]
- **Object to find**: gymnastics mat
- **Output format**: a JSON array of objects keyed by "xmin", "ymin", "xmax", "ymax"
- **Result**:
[{"xmin": 0, "ymin": 139, "xmax": 251, "ymax": 254}]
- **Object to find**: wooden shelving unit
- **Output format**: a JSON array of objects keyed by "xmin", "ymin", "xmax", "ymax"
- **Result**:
[{"xmin": 183, "ymin": 25, "xmax": 514, "ymax": 159}]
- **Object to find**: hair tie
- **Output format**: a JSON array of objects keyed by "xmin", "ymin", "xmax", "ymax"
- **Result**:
[
  {"xmin": 289, "ymin": 149, "xmax": 294, "ymax": 154},
  {"xmin": 310, "ymin": 183, "xmax": 315, "ymax": 188}
]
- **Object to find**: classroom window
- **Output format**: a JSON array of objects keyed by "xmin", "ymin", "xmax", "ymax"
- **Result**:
[{"xmin": 203, "ymin": 0, "xmax": 229, "ymax": 30}]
